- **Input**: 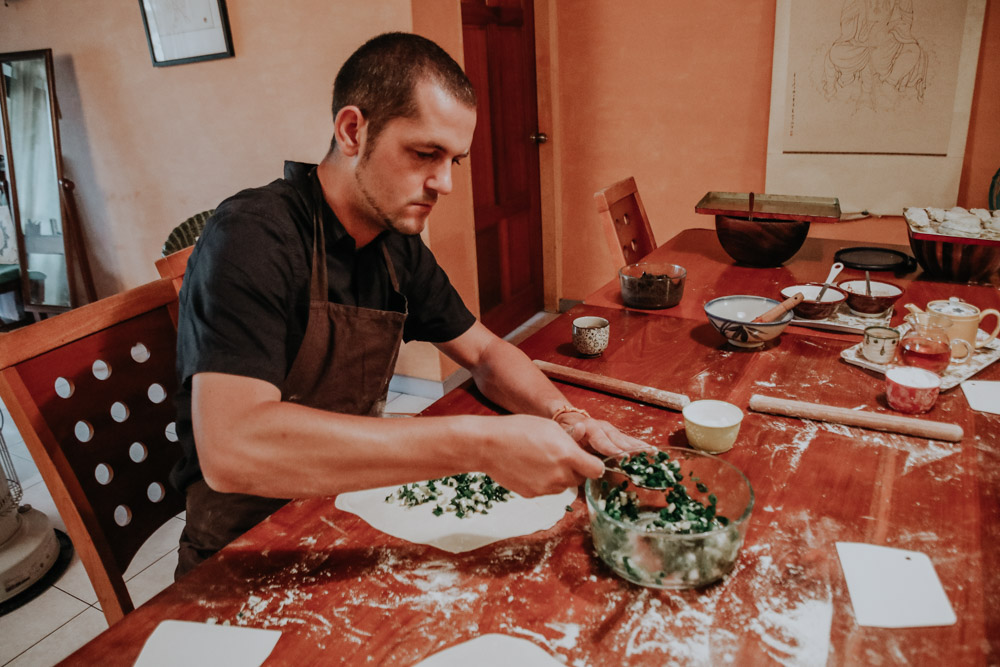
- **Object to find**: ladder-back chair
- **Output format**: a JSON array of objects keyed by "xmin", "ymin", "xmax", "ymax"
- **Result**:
[
  {"xmin": 0, "ymin": 278, "xmax": 184, "ymax": 625},
  {"xmin": 594, "ymin": 176, "xmax": 657, "ymax": 266}
]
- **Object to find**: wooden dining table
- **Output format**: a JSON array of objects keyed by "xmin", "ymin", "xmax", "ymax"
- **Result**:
[{"xmin": 64, "ymin": 229, "xmax": 1000, "ymax": 665}]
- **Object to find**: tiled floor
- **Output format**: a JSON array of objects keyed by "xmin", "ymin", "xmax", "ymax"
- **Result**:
[{"xmin": 0, "ymin": 311, "xmax": 558, "ymax": 665}]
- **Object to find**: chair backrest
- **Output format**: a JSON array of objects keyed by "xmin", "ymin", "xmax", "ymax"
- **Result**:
[
  {"xmin": 594, "ymin": 176, "xmax": 657, "ymax": 266},
  {"xmin": 162, "ymin": 209, "xmax": 214, "ymax": 257},
  {"xmin": 0, "ymin": 278, "xmax": 183, "ymax": 625},
  {"xmin": 154, "ymin": 245, "xmax": 194, "ymax": 294}
]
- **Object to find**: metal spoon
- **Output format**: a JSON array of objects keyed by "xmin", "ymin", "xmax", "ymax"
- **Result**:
[
  {"xmin": 815, "ymin": 262, "xmax": 845, "ymax": 302},
  {"xmin": 604, "ymin": 464, "xmax": 672, "ymax": 490}
]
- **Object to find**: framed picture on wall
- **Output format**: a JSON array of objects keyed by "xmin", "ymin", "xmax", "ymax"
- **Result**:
[
  {"xmin": 765, "ymin": 0, "xmax": 987, "ymax": 215},
  {"xmin": 139, "ymin": 0, "xmax": 234, "ymax": 67}
]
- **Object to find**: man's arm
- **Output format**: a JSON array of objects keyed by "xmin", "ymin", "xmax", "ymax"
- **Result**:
[
  {"xmin": 192, "ymin": 370, "xmax": 604, "ymax": 500},
  {"xmin": 435, "ymin": 321, "xmax": 649, "ymax": 456}
]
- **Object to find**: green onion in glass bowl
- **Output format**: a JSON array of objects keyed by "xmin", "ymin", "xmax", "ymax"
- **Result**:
[{"xmin": 585, "ymin": 447, "xmax": 754, "ymax": 589}]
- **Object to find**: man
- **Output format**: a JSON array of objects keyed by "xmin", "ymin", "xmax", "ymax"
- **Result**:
[{"xmin": 171, "ymin": 32, "xmax": 645, "ymax": 578}]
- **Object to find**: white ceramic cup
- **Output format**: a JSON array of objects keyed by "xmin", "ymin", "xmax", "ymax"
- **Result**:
[
  {"xmin": 682, "ymin": 400, "xmax": 743, "ymax": 453},
  {"xmin": 862, "ymin": 325, "xmax": 900, "ymax": 364},
  {"xmin": 572, "ymin": 316, "xmax": 610, "ymax": 357}
]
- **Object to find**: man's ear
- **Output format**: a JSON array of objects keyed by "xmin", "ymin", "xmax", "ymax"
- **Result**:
[{"xmin": 333, "ymin": 106, "xmax": 367, "ymax": 158}]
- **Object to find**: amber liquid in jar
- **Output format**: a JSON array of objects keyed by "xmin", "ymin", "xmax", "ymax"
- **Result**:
[{"xmin": 898, "ymin": 336, "xmax": 950, "ymax": 373}]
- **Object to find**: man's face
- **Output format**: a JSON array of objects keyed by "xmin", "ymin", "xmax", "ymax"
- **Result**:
[{"xmin": 353, "ymin": 80, "xmax": 477, "ymax": 237}]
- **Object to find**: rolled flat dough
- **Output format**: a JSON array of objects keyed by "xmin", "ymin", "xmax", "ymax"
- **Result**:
[
  {"xmin": 414, "ymin": 634, "xmax": 563, "ymax": 667},
  {"xmin": 335, "ymin": 480, "xmax": 576, "ymax": 554}
]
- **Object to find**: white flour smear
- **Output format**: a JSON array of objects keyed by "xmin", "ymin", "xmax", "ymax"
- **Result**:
[
  {"xmin": 687, "ymin": 370, "xmax": 709, "ymax": 396},
  {"xmin": 828, "ymin": 424, "xmax": 963, "ymax": 477},
  {"xmin": 532, "ymin": 512, "xmax": 837, "ymax": 666},
  {"xmin": 193, "ymin": 513, "xmax": 841, "ymax": 664},
  {"xmin": 760, "ymin": 414, "xmax": 963, "ymax": 479},
  {"xmin": 228, "ymin": 584, "xmax": 335, "ymax": 640},
  {"xmin": 761, "ymin": 419, "xmax": 820, "ymax": 472},
  {"xmin": 748, "ymin": 597, "xmax": 833, "ymax": 666},
  {"xmin": 387, "ymin": 559, "xmax": 486, "ymax": 618},
  {"xmin": 599, "ymin": 537, "xmax": 833, "ymax": 665},
  {"xmin": 506, "ymin": 624, "xmax": 585, "ymax": 662}
]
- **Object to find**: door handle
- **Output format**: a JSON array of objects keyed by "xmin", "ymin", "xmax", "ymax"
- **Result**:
[{"xmin": 529, "ymin": 132, "xmax": 548, "ymax": 144}]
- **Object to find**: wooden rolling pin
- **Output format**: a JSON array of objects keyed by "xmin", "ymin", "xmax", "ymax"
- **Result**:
[
  {"xmin": 752, "ymin": 292, "xmax": 804, "ymax": 323},
  {"xmin": 748, "ymin": 394, "xmax": 964, "ymax": 442},
  {"xmin": 533, "ymin": 360, "xmax": 691, "ymax": 411}
]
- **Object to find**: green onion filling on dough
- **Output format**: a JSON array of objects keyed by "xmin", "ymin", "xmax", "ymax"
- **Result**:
[{"xmin": 386, "ymin": 472, "xmax": 512, "ymax": 518}]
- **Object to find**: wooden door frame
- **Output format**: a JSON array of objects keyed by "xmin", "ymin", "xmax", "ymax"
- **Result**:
[{"xmin": 531, "ymin": 0, "xmax": 563, "ymax": 313}]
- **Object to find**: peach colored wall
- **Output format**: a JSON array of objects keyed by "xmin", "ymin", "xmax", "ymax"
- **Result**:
[
  {"xmin": 549, "ymin": 0, "xmax": 1000, "ymax": 301},
  {"xmin": 0, "ymin": 0, "xmax": 412, "ymax": 297}
]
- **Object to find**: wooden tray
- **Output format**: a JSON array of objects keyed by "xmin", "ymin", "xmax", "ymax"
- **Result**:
[
  {"xmin": 792, "ymin": 305, "xmax": 893, "ymax": 334},
  {"xmin": 695, "ymin": 192, "xmax": 842, "ymax": 223}
]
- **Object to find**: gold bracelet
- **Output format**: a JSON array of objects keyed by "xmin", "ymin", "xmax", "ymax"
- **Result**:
[{"xmin": 551, "ymin": 405, "xmax": 591, "ymax": 421}]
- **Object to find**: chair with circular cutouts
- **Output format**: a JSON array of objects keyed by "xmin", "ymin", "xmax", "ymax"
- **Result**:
[
  {"xmin": 594, "ymin": 176, "xmax": 657, "ymax": 267},
  {"xmin": 0, "ymin": 277, "xmax": 183, "ymax": 625}
]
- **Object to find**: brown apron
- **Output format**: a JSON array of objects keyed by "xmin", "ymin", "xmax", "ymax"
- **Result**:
[{"xmin": 176, "ymin": 170, "xmax": 407, "ymax": 579}]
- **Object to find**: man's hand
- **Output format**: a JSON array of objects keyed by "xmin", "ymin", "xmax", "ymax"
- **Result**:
[
  {"xmin": 555, "ymin": 413, "xmax": 654, "ymax": 458},
  {"xmin": 476, "ymin": 415, "xmax": 605, "ymax": 498}
]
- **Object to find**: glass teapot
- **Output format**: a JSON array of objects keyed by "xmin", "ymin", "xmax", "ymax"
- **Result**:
[{"xmin": 898, "ymin": 312, "xmax": 973, "ymax": 374}]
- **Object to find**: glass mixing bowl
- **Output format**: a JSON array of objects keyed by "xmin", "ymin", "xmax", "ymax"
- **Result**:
[{"xmin": 585, "ymin": 447, "xmax": 754, "ymax": 589}]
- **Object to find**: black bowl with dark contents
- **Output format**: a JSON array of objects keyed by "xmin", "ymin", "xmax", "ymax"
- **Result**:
[{"xmin": 619, "ymin": 262, "xmax": 686, "ymax": 309}]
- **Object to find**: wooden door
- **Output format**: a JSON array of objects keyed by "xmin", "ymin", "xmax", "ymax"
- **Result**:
[{"xmin": 461, "ymin": 0, "xmax": 544, "ymax": 337}]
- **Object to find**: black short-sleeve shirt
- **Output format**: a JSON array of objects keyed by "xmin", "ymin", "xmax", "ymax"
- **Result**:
[{"xmin": 170, "ymin": 161, "xmax": 476, "ymax": 490}]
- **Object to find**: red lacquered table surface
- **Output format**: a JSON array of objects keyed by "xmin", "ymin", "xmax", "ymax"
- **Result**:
[{"xmin": 63, "ymin": 235, "xmax": 1000, "ymax": 665}]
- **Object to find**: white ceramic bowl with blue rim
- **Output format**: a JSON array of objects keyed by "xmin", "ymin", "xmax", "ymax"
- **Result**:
[{"xmin": 704, "ymin": 295, "xmax": 794, "ymax": 348}]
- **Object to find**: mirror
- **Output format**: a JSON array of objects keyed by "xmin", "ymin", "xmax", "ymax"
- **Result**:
[{"xmin": 0, "ymin": 48, "xmax": 93, "ymax": 321}]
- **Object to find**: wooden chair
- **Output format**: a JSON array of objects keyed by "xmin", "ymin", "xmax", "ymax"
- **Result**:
[
  {"xmin": 0, "ymin": 278, "xmax": 184, "ymax": 625},
  {"xmin": 154, "ymin": 245, "xmax": 193, "ymax": 294},
  {"xmin": 594, "ymin": 176, "xmax": 657, "ymax": 265}
]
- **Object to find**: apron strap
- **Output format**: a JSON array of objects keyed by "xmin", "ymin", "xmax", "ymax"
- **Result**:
[
  {"xmin": 380, "ymin": 242, "xmax": 402, "ymax": 294},
  {"xmin": 309, "ymin": 169, "xmax": 328, "ymax": 301}
]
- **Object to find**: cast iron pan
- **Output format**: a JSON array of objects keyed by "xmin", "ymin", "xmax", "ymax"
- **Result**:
[{"xmin": 834, "ymin": 246, "xmax": 917, "ymax": 273}]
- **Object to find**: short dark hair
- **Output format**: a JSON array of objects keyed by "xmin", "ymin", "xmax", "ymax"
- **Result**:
[{"xmin": 331, "ymin": 32, "xmax": 477, "ymax": 150}]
